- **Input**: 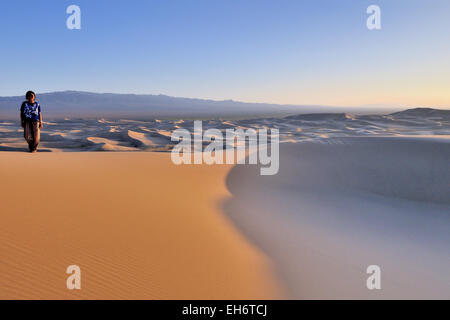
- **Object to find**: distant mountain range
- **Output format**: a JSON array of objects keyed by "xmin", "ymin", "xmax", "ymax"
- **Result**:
[
  {"xmin": 0, "ymin": 91, "xmax": 444, "ymax": 119},
  {"xmin": 0, "ymin": 91, "xmax": 301, "ymax": 119}
]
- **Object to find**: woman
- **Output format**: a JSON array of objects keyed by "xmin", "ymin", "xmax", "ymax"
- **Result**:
[{"xmin": 20, "ymin": 91, "xmax": 44, "ymax": 153}]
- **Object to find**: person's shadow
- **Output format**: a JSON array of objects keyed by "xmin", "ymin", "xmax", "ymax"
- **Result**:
[{"xmin": 0, "ymin": 146, "xmax": 52, "ymax": 152}]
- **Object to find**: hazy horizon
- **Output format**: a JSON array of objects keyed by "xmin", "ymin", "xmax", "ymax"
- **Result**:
[
  {"xmin": 3, "ymin": 90, "xmax": 448, "ymax": 121},
  {"xmin": 0, "ymin": 90, "xmax": 448, "ymax": 112}
]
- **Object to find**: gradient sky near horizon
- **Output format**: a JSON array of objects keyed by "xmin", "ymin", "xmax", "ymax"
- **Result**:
[{"xmin": 0, "ymin": 0, "xmax": 449, "ymax": 108}]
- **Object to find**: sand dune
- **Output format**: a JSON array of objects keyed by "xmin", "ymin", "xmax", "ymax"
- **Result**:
[
  {"xmin": 0, "ymin": 152, "xmax": 283, "ymax": 299},
  {"xmin": 0, "ymin": 108, "xmax": 448, "ymax": 300},
  {"xmin": 86, "ymin": 137, "xmax": 138, "ymax": 151},
  {"xmin": 126, "ymin": 130, "xmax": 172, "ymax": 151},
  {"xmin": 224, "ymin": 137, "xmax": 450, "ymax": 299},
  {"xmin": 1, "ymin": 108, "xmax": 448, "ymax": 152}
]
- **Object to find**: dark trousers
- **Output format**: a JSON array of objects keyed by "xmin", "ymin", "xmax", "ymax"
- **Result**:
[{"xmin": 24, "ymin": 121, "xmax": 40, "ymax": 152}]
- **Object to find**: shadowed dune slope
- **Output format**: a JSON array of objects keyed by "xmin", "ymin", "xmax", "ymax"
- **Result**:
[{"xmin": 224, "ymin": 137, "xmax": 450, "ymax": 299}]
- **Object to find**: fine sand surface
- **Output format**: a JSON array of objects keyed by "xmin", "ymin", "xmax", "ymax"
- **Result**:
[
  {"xmin": 0, "ymin": 152, "xmax": 283, "ymax": 299},
  {"xmin": 225, "ymin": 137, "xmax": 450, "ymax": 299},
  {"xmin": 1, "ymin": 136, "xmax": 449, "ymax": 299}
]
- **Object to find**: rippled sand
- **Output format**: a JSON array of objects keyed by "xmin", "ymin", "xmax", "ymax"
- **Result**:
[{"xmin": 0, "ymin": 153, "xmax": 283, "ymax": 299}]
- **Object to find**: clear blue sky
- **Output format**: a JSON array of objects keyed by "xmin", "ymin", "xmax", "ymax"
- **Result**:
[{"xmin": 1, "ymin": 0, "xmax": 449, "ymax": 108}]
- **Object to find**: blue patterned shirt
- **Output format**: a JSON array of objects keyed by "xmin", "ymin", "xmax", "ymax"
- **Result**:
[{"xmin": 21, "ymin": 102, "xmax": 41, "ymax": 121}]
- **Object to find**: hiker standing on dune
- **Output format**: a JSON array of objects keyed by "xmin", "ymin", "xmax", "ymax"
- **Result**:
[{"xmin": 20, "ymin": 91, "xmax": 43, "ymax": 153}]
